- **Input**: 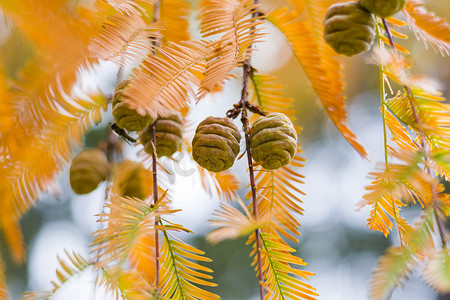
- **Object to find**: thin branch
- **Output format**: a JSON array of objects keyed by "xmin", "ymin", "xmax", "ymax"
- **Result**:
[
  {"xmin": 238, "ymin": 1, "xmax": 264, "ymax": 299},
  {"xmin": 151, "ymin": 120, "xmax": 161, "ymax": 289},
  {"xmin": 152, "ymin": 0, "xmax": 162, "ymax": 292},
  {"xmin": 382, "ymin": 19, "xmax": 448, "ymax": 248}
]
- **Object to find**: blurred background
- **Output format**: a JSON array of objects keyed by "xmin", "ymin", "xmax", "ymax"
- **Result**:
[{"xmin": 1, "ymin": 0, "xmax": 450, "ymax": 299}]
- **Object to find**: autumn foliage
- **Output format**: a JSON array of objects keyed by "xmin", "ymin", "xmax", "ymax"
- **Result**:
[{"xmin": 0, "ymin": 0, "xmax": 449, "ymax": 299}]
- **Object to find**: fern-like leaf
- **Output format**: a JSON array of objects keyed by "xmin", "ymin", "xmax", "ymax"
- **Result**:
[
  {"xmin": 122, "ymin": 40, "xmax": 211, "ymax": 118},
  {"xmin": 251, "ymin": 148, "xmax": 306, "ymax": 242},
  {"xmin": 247, "ymin": 72, "xmax": 305, "ymax": 241},
  {"xmin": 370, "ymin": 209, "xmax": 434, "ymax": 300},
  {"xmin": 423, "ymin": 248, "xmax": 450, "ymax": 293},
  {"xmin": 385, "ymin": 108, "xmax": 420, "ymax": 154},
  {"xmin": 411, "ymin": 89, "xmax": 450, "ymax": 154},
  {"xmin": 91, "ymin": 194, "xmax": 175, "ymax": 273},
  {"xmin": 370, "ymin": 246, "xmax": 418, "ymax": 300},
  {"xmin": 7, "ymin": 92, "xmax": 107, "ymax": 213},
  {"xmin": 89, "ymin": 14, "xmax": 162, "ymax": 67},
  {"xmin": 198, "ymin": 167, "xmax": 240, "ymax": 202},
  {"xmin": 267, "ymin": 6, "xmax": 367, "ymax": 158},
  {"xmin": 23, "ymin": 251, "xmax": 92, "ymax": 300},
  {"xmin": 250, "ymin": 232, "xmax": 317, "ymax": 300},
  {"xmin": 160, "ymin": 228, "xmax": 220, "ymax": 300},
  {"xmin": 207, "ymin": 198, "xmax": 274, "ymax": 243},
  {"xmin": 359, "ymin": 153, "xmax": 438, "ymax": 238},
  {"xmin": 160, "ymin": 0, "xmax": 191, "ymax": 44},
  {"xmin": 198, "ymin": 0, "xmax": 265, "ymax": 97},
  {"xmin": 403, "ymin": 0, "xmax": 450, "ymax": 56},
  {"xmin": 374, "ymin": 48, "xmax": 450, "ymax": 179},
  {"xmin": 98, "ymin": 268, "xmax": 156, "ymax": 300},
  {"xmin": 0, "ymin": 0, "xmax": 102, "ymax": 71},
  {"xmin": 0, "ymin": 2, "xmax": 112, "ymax": 260},
  {"xmin": 250, "ymin": 73, "xmax": 295, "ymax": 120},
  {"xmin": 0, "ymin": 91, "xmax": 106, "ymax": 261},
  {"xmin": 100, "ymin": 0, "xmax": 157, "ymax": 16}
]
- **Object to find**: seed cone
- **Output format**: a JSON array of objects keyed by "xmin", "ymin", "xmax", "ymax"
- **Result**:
[
  {"xmin": 140, "ymin": 112, "xmax": 183, "ymax": 158},
  {"xmin": 192, "ymin": 117, "xmax": 241, "ymax": 173},
  {"xmin": 250, "ymin": 113, "xmax": 297, "ymax": 170},
  {"xmin": 112, "ymin": 80, "xmax": 154, "ymax": 131},
  {"xmin": 113, "ymin": 160, "xmax": 152, "ymax": 200},
  {"xmin": 359, "ymin": 0, "xmax": 405, "ymax": 18},
  {"xmin": 324, "ymin": 2, "xmax": 376, "ymax": 56},
  {"xmin": 70, "ymin": 149, "xmax": 109, "ymax": 194}
]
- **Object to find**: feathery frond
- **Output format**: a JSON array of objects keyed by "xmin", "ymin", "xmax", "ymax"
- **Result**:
[
  {"xmin": 371, "ymin": 47, "xmax": 440, "ymax": 95},
  {"xmin": 0, "ymin": 91, "xmax": 106, "ymax": 261},
  {"xmin": 250, "ymin": 232, "xmax": 317, "ymax": 300},
  {"xmin": 207, "ymin": 198, "xmax": 273, "ymax": 243},
  {"xmin": 160, "ymin": 229, "xmax": 220, "ymax": 300},
  {"xmin": 23, "ymin": 251, "xmax": 92, "ymax": 300},
  {"xmin": 249, "ymin": 73, "xmax": 295, "ymax": 120},
  {"xmin": 358, "ymin": 151, "xmax": 438, "ymax": 238},
  {"xmin": 160, "ymin": 0, "xmax": 191, "ymax": 44},
  {"xmin": 384, "ymin": 109, "xmax": 420, "ymax": 154},
  {"xmin": 423, "ymin": 248, "xmax": 450, "ymax": 293},
  {"xmin": 98, "ymin": 268, "xmax": 156, "ymax": 300},
  {"xmin": 89, "ymin": 14, "xmax": 162, "ymax": 67},
  {"xmin": 251, "ymin": 148, "xmax": 306, "ymax": 242},
  {"xmin": 198, "ymin": 167, "xmax": 240, "ymax": 202},
  {"xmin": 0, "ymin": 3, "xmax": 109, "ymax": 259},
  {"xmin": 370, "ymin": 209, "xmax": 434, "ymax": 300},
  {"xmin": 91, "ymin": 195, "xmax": 174, "ymax": 272},
  {"xmin": 403, "ymin": 0, "xmax": 450, "ymax": 56},
  {"xmin": 370, "ymin": 246, "xmax": 418, "ymax": 300},
  {"xmin": 122, "ymin": 40, "xmax": 211, "ymax": 118},
  {"xmin": 5, "ymin": 92, "xmax": 107, "ymax": 214},
  {"xmin": 373, "ymin": 47, "xmax": 450, "ymax": 177},
  {"xmin": 267, "ymin": 5, "xmax": 367, "ymax": 158},
  {"xmin": 101, "ymin": 0, "xmax": 157, "ymax": 16},
  {"xmin": 410, "ymin": 89, "xmax": 450, "ymax": 153},
  {"xmin": 198, "ymin": 0, "xmax": 265, "ymax": 97},
  {"xmin": 246, "ymin": 71, "xmax": 305, "ymax": 241},
  {"xmin": 1, "ymin": 0, "xmax": 102, "ymax": 71}
]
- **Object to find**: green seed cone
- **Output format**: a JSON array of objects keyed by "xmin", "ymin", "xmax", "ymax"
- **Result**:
[
  {"xmin": 70, "ymin": 149, "xmax": 109, "ymax": 194},
  {"xmin": 140, "ymin": 112, "xmax": 184, "ymax": 158},
  {"xmin": 192, "ymin": 117, "xmax": 241, "ymax": 173},
  {"xmin": 113, "ymin": 160, "xmax": 152, "ymax": 200},
  {"xmin": 250, "ymin": 113, "xmax": 297, "ymax": 170},
  {"xmin": 359, "ymin": 0, "xmax": 405, "ymax": 18},
  {"xmin": 324, "ymin": 2, "xmax": 376, "ymax": 56},
  {"xmin": 112, "ymin": 80, "xmax": 154, "ymax": 131}
]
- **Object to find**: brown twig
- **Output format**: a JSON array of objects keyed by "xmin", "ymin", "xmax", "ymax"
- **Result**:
[
  {"xmin": 241, "ymin": 64, "xmax": 265, "ymax": 300},
  {"xmin": 151, "ymin": 120, "xmax": 161, "ymax": 290},
  {"xmin": 382, "ymin": 19, "xmax": 448, "ymax": 248},
  {"xmin": 152, "ymin": 0, "xmax": 162, "ymax": 292},
  {"xmin": 237, "ymin": 1, "xmax": 265, "ymax": 299}
]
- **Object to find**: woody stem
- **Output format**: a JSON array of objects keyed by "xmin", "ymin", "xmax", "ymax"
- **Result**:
[
  {"xmin": 239, "ymin": 1, "xmax": 264, "ymax": 298},
  {"xmin": 241, "ymin": 65, "xmax": 264, "ymax": 300},
  {"xmin": 151, "ymin": 121, "xmax": 161, "ymax": 289},
  {"xmin": 152, "ymin": 0, "xmax": 162, "ymax": 292}
]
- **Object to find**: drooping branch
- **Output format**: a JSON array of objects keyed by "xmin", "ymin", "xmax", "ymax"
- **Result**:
[
  {"xmin": 238, "ymin": 1, "xmax": 264, "ymax": 299},
  {"xmin": 382, "ymin": 19, "xmax": 448, "ymax": 248}
]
